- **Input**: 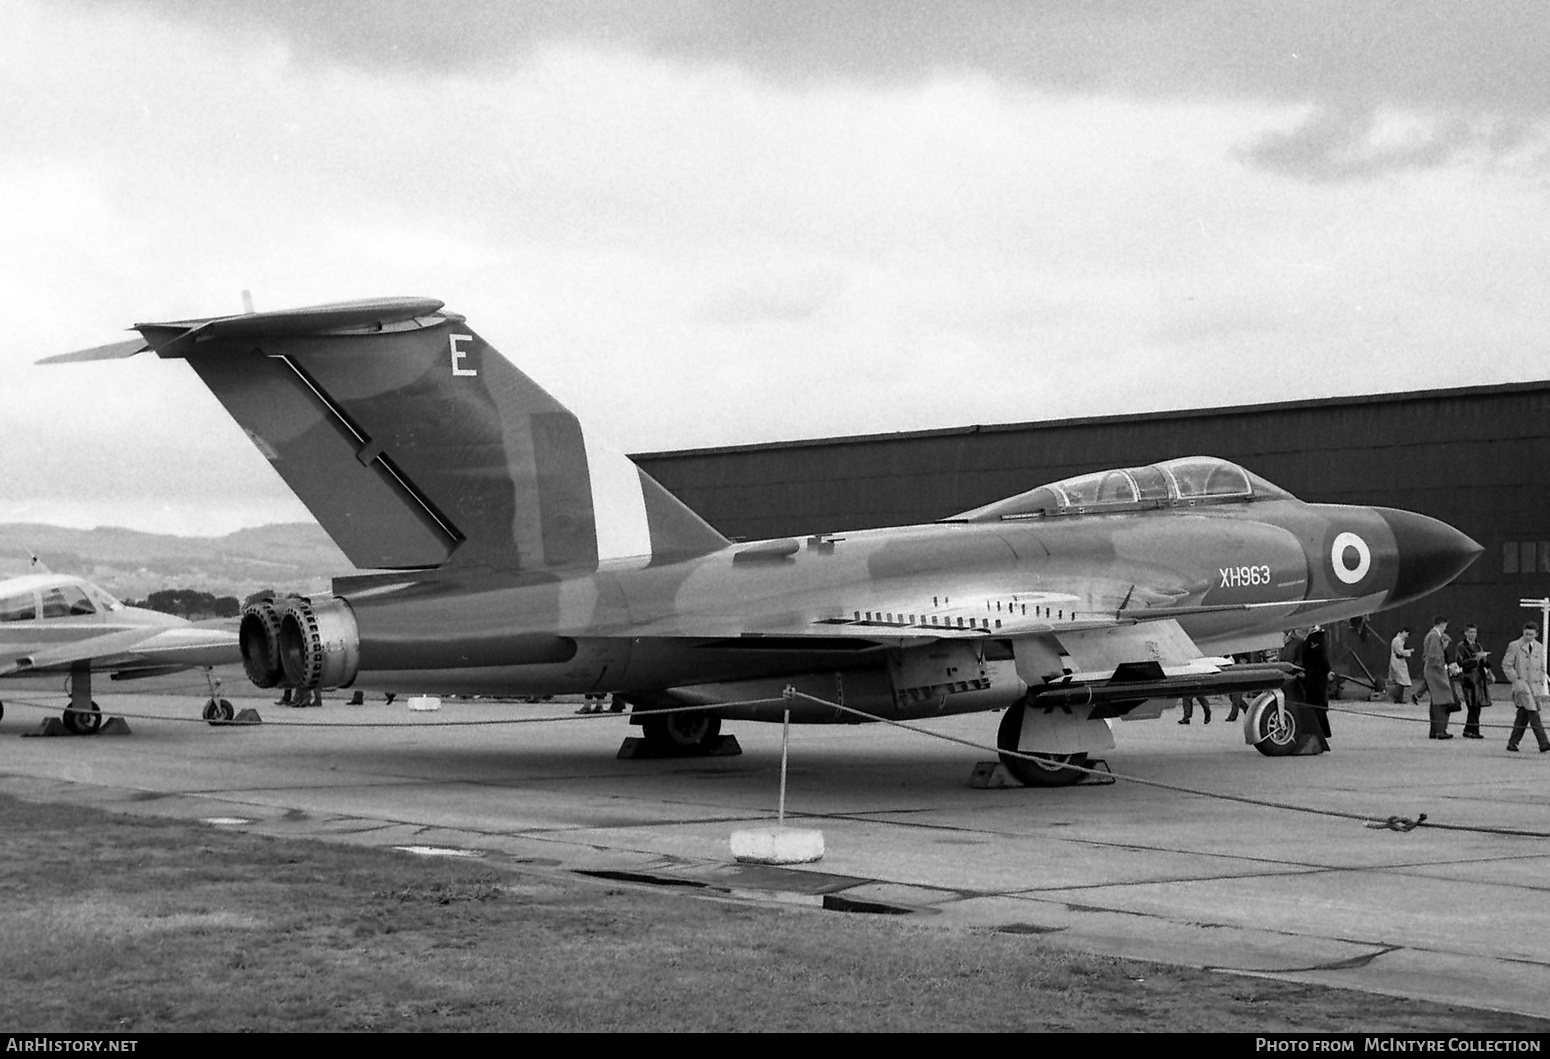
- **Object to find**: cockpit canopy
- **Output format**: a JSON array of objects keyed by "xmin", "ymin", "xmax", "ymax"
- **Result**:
[{"xmin": 948, "ymin": 456, "xmax": 1291, "ymax": 522}]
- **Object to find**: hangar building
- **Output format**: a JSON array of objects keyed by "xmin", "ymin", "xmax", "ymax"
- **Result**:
[{"xmin": 635, "ymin": 380, "xmax": 1550, "ymax": 689}]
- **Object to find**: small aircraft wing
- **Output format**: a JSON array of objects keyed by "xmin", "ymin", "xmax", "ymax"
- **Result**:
[{"xmin": 0, "ymin": 622, "xmax": 240, "ymax": 677}]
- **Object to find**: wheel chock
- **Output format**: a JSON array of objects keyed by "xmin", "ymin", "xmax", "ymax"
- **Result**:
[
  {"xmin": 969, "ymin": 758, "xmax": 1116, "ymax": 788},
  {"xmin": 968, "ymin": 762, "xmax": 1025, "ymax": 788},
  {"xmin": 616, "ymin": 734, "xmax": 743, "ymax": 760},
  {"xmin": 208, "ymin": 708, "xmax": 264, "ymax": 726},
  {"xmin": 25, "ymin": 716, "xmax": 131, "ymax": 737},
  {"xmin": 27, "ymin": 718, "xmax": 73, "ymax": 737}
]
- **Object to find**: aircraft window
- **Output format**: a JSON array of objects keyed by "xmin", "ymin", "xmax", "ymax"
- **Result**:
[
  {"xmin": 1096, "ymin": 471, "xmax": 1136, "ymax": 503},
  {"xmin": 63, "ymin": 587, "xmax": 96, "ymax": 615},
  {"xmin": 40, "ymin": 589, "xmax": 70, "ymax": 618},
  {"xmin": 1058, "ymin": 472, "xmax": 1105, "ymax": 507},
  {"xmin": 1243, "ymin": 469, "xmax": 1291, "ymax": 499},
  {"xmin": 1049, "ymin": 469, "xmax": 1139, "ymax": 508},
  {"xmin": 0, "ymin": 593, "xmax": 36, "ymax": 622},
  {"xmin": 41, "ymin": 586, "xmax": 94, "ymax": 618},
  {"xmin": 1128, "ymin": 465, "xmax": 1171, "ymax": 501},
  {"xmin": 87, "ymin": 585, "xmax": 123, "ymax": 611},
  {"xmin": 1162, "ymin": 457, "xmax": 1251, "ymax": 499},
  {"xmin": 946, "ymin": 456, "xmax": 1284, "ymax": 521}
]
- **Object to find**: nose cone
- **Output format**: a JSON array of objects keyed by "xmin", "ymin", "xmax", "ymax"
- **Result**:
[{"xmin": 1377, "ymin": 508, "xmax": 1483, "ymax": 608}]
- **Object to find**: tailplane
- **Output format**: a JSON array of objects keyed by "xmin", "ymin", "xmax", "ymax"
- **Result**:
[{"xmin": 43, "ymin": 298, "xmax": 728, "ymax": 571}]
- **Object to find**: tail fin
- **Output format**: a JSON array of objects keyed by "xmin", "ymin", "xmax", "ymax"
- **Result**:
[{"xmin": 45, "ymin": 298, "xmax": 728, "ymax": 572}]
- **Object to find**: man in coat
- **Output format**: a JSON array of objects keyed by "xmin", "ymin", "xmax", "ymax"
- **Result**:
[
  {"xmin": 1501, "ymin": 621, "xmax": 1550, "ymax": 753},
  {"xmin": 1450, "ymin": 623, "xmax": 1492, "ymax": 739},
  {"xmin": 1388, "ymin": 627, "xmax": 1414, "ymax": 704},
  {"xmin": 1422, "ymin": 615, "xmax": 1456, "ymax": 739}
]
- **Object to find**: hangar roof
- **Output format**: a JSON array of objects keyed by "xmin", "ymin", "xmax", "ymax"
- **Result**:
[{"xmin": 632, "ymin": 379, "xmax": 1550, "ymax": 460}]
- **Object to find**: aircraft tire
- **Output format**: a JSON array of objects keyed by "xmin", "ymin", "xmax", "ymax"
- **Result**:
[
  {"xmin": 63, "ymin": 700, "xmax": 102, "ymax": 736},
  {"xmin": 0, "ymin": 700, "xmax": 4, "ymax": 722},
  {"xmin": 1250, "ymin": 693, "xmax": 1300, "ymax": 757},
  {"xmin": 202, "ymin": 698, "xmax": 235, "ymax": 724},
  {"xmin": 996, "ymin": 705, "xmax": 1089, "ymax": 787},
  {"xmin": 640, "ymin": 712, "xmax": 722, "ymax": 754}
]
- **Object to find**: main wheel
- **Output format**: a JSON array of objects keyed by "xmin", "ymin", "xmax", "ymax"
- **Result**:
[
  {"xmin": 1250, "ymin": 692, "xmax": 1300, "ymax": 757},
  {"xmin": 640, "ymin": 712, "xmax": 723, "ymax": 754},
  {"xmin": 996, "ymin": 705, "xmax": 1089, "ymax": 787},
  {"xmin": 63, "ymin": 700, "xmax": 102, "ymax": 735}
]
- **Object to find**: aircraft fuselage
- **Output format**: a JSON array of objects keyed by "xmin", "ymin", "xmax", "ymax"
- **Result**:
[{"xmin": 302, "ymin": 495, "xmax": 1471, "ymax": 720}]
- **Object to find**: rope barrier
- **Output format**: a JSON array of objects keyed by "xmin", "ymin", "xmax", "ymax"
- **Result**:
[
  {"xmin": 0, "ymin": 691, "xmax": 756, "ymax": 729},
  {"xmin": 776, "ymin": 689, "xmax": 1550, "ymax": 841},
  {"xmin": 1326, "ymin": 702, "xmax": 1519, "ymax": 730},
  {"xmin": 6, "ymin": 679, "xmax": 1546, "ymax": 840}
]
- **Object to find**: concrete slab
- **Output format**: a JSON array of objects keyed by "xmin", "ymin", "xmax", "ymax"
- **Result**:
[{"xmin": 0, "ymin": 685, "xmax": 1545, "ymax": 1018}]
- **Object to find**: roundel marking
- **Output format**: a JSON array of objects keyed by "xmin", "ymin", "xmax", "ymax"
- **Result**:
[{"xmin": 1330, "ymin": 531, "xmax": 1371, "ymax": 585}]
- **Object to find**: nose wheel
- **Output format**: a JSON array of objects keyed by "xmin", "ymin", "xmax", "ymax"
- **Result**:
[
  {"xmin": 63, "ymin": 665, "xmax": 102, "ymax": 734},
  {"xmin": 63, "ymin": 700, "xmax": 102, "ymax": 735},
  {"xmin": 1245, "ymin": 690, "xmax": 1327, "ymax": 756}
]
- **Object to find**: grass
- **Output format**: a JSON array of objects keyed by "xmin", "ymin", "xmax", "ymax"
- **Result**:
[{"xmin": 0, "ymin": 793, "xmax": 1545, "ymax": 1033}]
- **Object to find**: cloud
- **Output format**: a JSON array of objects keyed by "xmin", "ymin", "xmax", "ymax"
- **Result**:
[
  {"xmin": 78, "ymin": 0, "xmax": 1550, "ymax": 183},
  {"xmin": 79, "ymin": 1, "xmax": 1550, "ymax": 108},
  {"xmin": 697, "ymin": 265, "xmax": 846, "ymax": 325},
  {"xmin": 1242, "ymin": 103, "xmax": 1541, "ymax": 182}
]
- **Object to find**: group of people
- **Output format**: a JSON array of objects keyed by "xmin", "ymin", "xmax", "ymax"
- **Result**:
[{"xmin": 1389, "ymin": 616, "xmax": 1550, "ymax": 751}]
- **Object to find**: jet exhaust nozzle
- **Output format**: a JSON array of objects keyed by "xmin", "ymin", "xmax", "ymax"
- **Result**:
[
  {"xmin": 239, "ymin": 600, "xmax": 286, "ymax": 688},
  {"xmin": 276, "ymin": 596, "xmax": 361, "ymax": 690}
]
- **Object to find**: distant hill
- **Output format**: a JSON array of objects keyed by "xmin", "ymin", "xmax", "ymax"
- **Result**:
[{"xmin": 0, "ymin": 523, "xmax": 356, "ymax": 600}]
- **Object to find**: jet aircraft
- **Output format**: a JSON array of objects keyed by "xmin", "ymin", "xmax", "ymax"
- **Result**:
[
  {"xmin": 0, "ymin": 571, "xmax": 241, "ymax": 730},
  {"xmin": 44, "ymin": 298, "xmax": 1482, "ymax": 782}
]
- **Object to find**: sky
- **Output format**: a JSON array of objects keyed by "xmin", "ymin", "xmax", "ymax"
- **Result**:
[{"xmin": 3, "ymin": 0, "xmax": 1548, "ymax": 536}]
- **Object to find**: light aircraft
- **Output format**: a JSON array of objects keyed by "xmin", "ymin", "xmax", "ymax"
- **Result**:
[
  {"xmin": 45, "ymin": 298, "xmax": 1481, "ymax": 783},
  {"xmin": 0, "ymin": 571, "xmax": 241, "ymax": 731}
]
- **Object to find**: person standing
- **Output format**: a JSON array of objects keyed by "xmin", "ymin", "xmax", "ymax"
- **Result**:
[
  {"xmin": 1502, "ymin": 621, "xmax": 1550, "ymax": 753},
  {"xmin": 1450, "ymin": 623, "xmax": 1492, "ymax": 739},
  {"xmin": 1422, "ymin": 615, "xmax": 1456, "ymax": 739},
  {"xmin": 1302, "ymin": 625, "xmax": 1333, "ymax": 738},
  {"xmin": 1388, "ymin": 627, "xmax": 1414, "ymax": 704},
  {"xmin": 1178, "ymin": 695, "xmax": 1212, "ymax": 724}
]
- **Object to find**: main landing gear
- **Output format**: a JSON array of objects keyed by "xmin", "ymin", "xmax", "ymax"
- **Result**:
[
  {"xmin": 995, "ymin": 704, "xmax": 1093, "ymax": 787},
  {"xmin": 618, "ymin": 696, "xmax": 740, "ymax": 759},
  {"xmin": 639, "ymin": 712, "xmax": 724, "ymax": 755},
  {"xmin": 200, "ymin": 670, "xmax": 236, "ymax": 724}
]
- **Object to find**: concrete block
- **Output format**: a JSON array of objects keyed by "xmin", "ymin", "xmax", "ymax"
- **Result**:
[{"xmin": 731, "ymin": 827, "xmax": 825, "ymax": 864}]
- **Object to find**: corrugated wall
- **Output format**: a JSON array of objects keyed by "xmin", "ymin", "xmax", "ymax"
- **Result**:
[{"xmin": 635, "ymin": 382, "xmax": 1550, "ymax": 682}]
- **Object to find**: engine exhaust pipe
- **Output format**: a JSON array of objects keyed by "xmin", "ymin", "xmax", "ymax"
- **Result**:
[
  {"xmin": 277, "ymin": 596, "xmax": 361, "ymax": 690},
  {"xmin": 239, "ymin": 600, "xmax": 285, "ymax": 688}
]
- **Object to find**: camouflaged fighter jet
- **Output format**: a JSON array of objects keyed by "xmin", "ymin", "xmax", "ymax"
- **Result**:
[{"xmin": 45, "ymin": 297, "xmax": 1481, "ymax": 784}]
